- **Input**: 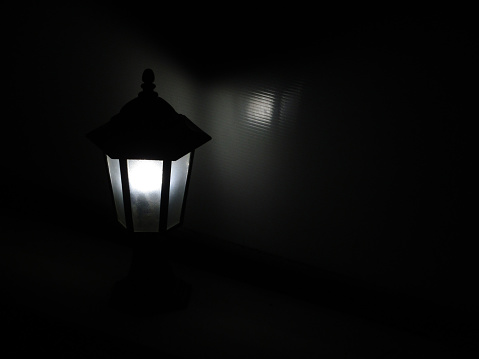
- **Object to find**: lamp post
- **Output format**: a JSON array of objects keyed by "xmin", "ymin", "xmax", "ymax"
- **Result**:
[{"xmin": 87, "ymin": 69, "xmax": 211, "ymax": 316}]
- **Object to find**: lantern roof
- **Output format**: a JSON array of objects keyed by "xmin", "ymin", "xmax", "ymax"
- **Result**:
[{"xmin": 87, "ymin": 69, "xmax": 211, "ymax": 160}]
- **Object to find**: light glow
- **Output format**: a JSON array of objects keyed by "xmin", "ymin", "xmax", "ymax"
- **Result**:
[
  {"xmin": 168, "ymin": 153, "xmax": 190, "ymax": 229},
  {"xmin": 245, "ymin": 90, "xmax": 275, "ymax": 128},
  {"xmin": 127, "ymin": 159, "xmax": 163, "ymax": 232},
  {"xmin": 106, "ymin": 156, "xmax": 126, "ymax": 227},
  {"xmin": 127, "ymin": 160, "xmax": 163, "ymax": 193}
]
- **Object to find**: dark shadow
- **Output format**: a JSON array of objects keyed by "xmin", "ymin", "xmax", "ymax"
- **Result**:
[
  {"xmin": 107, "ymin": 233, "xmax": 191, "ymax": 317},
  {"xmin": 168, "ymin": 228, "xmax": 479, "ymax": 349}
]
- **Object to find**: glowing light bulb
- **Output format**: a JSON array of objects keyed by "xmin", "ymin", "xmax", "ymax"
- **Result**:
[{"xmin": 127, "ymin": 160, "xmax": 163, "ymax": 193}]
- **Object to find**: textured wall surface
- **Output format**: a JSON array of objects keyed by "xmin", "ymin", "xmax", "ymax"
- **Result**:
[{"xmin": 3, "ymin": 3, "xmax": 474, "ymax": 305}]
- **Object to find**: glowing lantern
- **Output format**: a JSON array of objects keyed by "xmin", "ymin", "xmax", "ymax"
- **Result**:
[{"xmin": 87, "ymin": 69, "xmax": 211, "ymax": 233}]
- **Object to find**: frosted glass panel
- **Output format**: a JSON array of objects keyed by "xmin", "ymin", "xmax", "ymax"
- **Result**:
[
  {"xmin": 168, "ymin": 153, "xmax": 190, "ymax": 229},
  {"xmin": 127, "ymin": 159, "xmax": 163, "ymax": 232},
  {"xmin": 106, "ymin": 156, "xmax": 126, "ymax": 227}
]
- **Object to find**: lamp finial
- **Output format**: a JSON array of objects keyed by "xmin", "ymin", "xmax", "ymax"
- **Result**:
[{"xmin": 139, "ymin": 68, "xmax": 157, "ymax": 96}]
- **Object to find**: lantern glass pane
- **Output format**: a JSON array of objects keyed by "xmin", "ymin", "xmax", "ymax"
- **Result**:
[
  {"xmin": 127, "ymin": 159, "xmax": 163, "ymax": 232},
  {"xmin": 167, "ymin": 153, "xmax": 191, "ymax": 229},
  {"xmin": 106, "ymin": 155, "xmax": 126, "ymax": 227}
]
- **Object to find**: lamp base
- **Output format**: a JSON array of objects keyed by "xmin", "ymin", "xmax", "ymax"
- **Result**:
[
  {"xmin": 107, "ymin": 234, "xmax": 191, "ymax": 317},
  {"xmin": 108, "ymin": 273, "xmax": 191, "ymax": 317}
]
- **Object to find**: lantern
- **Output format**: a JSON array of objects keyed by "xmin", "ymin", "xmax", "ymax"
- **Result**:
[
  {"xmin": 86, "ymin": 69, "xmax": 211, "ymax": 315},
  {"xmin": 87, "ymin": 69, "xmax": 211, "ymax": 233}
]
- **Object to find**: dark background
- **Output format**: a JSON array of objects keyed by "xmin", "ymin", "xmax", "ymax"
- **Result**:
[{"xmin": 2, "ymin": 1, "xmax": 476, "ymax": 324}]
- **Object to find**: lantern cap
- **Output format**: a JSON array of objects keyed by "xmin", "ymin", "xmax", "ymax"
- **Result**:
[{"xmin": 87, "ymin": 69, "xmax": 211, "ymax": 160}]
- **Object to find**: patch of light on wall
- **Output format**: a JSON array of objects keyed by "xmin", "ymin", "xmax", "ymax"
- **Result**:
[
  {"xmin": 243, "ymin": 82, "xmax": 304, "ymax": 132},
  {"xmin": 245, "ymin": 89, "xmax": 276, "ymax": 130}
]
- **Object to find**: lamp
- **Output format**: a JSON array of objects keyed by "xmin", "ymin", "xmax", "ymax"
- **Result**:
[{"xmin": 87, "ymin": 69, "xmax": 211, "ymax": 315}]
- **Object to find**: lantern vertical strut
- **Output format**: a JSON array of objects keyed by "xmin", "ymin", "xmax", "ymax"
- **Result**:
[
  {"xmin": 159, "ymin": 160, "xmax": 171, "ymax": 231},
  {"xmin": 119, "ymin": 159, "xmax": 134, "ymax": 231}
]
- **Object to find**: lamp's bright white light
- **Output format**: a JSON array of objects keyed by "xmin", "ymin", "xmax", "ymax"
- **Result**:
[
  {"xmin": 127, "ymin": 159, "xmax": 163, "ymax": 232},
  {"xmin": 127, "ymin": 160, "xmax": 163, "ymax": 193}
]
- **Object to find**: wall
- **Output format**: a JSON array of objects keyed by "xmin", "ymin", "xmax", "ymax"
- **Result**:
[{"xmin": 3, "ymin": 3, "xmax": 475, "ymax": 307}]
